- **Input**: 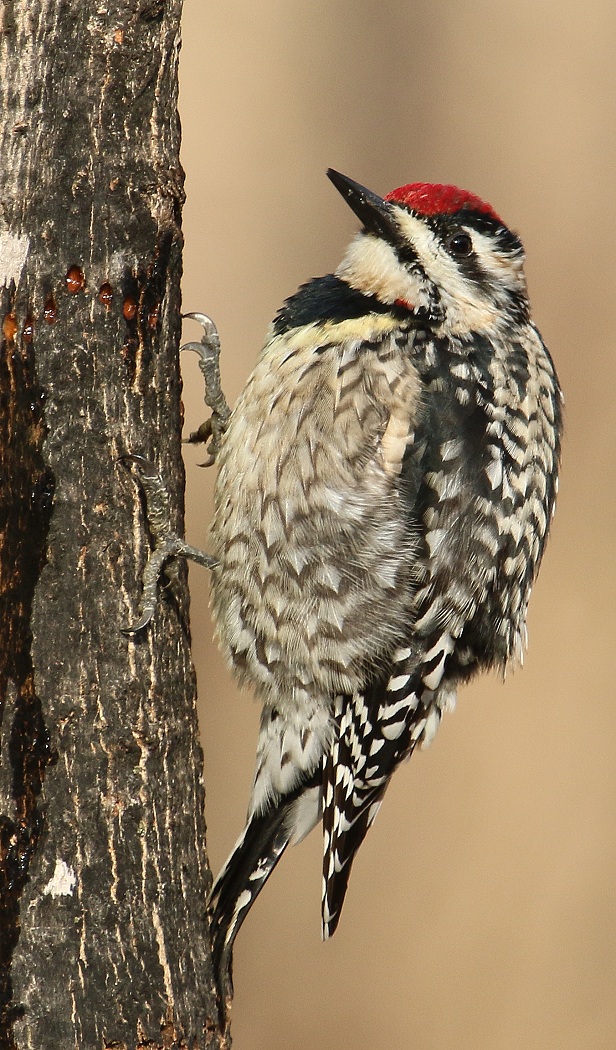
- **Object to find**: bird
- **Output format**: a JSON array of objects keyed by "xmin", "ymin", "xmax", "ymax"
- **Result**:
[{"xmin": 136, "ymin": 169, "xmax": 562, "ymax": 993}]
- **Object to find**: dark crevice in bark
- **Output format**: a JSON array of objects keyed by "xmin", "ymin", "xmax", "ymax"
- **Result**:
[{"xmin": 0, "ymin": 321, "xmax": 55, "ymax": 1048}]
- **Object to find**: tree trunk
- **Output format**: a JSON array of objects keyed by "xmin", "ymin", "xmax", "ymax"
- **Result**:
[{"xmin": 0, "ymin": 2, "xmax": 223, "ymax": 1046}]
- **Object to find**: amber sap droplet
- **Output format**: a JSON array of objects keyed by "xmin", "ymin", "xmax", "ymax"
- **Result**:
[
  {"xmin": 22, "ymin": 315, "xmax": 34, "ymax": 342},
  {"xmin": 44, "ymin": 297, "xmax": 57, "ymax": 324},
  {"xmin": 66, "ymin": 265, "xmax": 85, "ymax": 294},
  {"xmin": 99, "ymin": 282, "xmax": 113, "ymax": 308},
  {"xmin": 147, "ymin": 303, "xmax": 160, "ymax": 330},
  {"xmin": 2, "ymin": 312, "xmax": 18, "ymax": 340},
  {"xmin": 123, "ymin": 296, "xmax": 138, "ymax": 321}
]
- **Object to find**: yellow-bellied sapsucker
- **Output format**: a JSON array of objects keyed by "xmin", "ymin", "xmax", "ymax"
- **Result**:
[{"xmin": 129, "ymin": 170, "xmax": 562, "ymax": 991}]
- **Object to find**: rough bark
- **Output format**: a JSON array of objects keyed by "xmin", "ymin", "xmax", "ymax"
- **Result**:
[{"xmin": 0, "ymin": 2, "xmax": 222, "ymax": 1047}]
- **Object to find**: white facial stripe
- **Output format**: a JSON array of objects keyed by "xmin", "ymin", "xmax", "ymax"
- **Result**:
[
  {"xmin": 470, "ymin": 229, "xmax": 526, "ymax": 290},
  {"xmin": 395, "ymin": 210, "xmax": 525, "ymax": 296},
  {"xmin": 336, "ymin": 205, "xmax": 527, "ymax": 336},
  {"xmin": 389, "ymin": 209, "xmax": 498, "ymax": 330},
  {"xmin": 336, "ymin": 233, "xmax": 420, "ymax": 305},
  {"xmin": 393, "ymin": 209, "xmax": 443, "ymax": 263},
  {"xmin": 393, "ymin": 209, "xmax": 483, "ymax": 302}
]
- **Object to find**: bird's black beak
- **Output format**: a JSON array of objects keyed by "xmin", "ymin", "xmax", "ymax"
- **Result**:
[{"xmin": 327, "ymin": 169, "xmax": 396, "ymax": 241}]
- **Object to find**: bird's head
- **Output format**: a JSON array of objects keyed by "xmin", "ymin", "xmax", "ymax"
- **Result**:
[{"xmin": 328, "ymin": 169, "xmax": 528, "ymax": 336}]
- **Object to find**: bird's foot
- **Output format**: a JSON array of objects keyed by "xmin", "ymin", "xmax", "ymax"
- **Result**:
[
  {"xmin": 182, "ymin": 312, "xmax": 230, "ymax": 467},
  {"xmin": 121, "ymin": 454, "xmax": 218, "ymax": 634}
]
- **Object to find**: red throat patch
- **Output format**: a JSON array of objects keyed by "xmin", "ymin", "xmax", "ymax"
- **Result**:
[{"xmin": 384, "ymin": 182, "xmax": 501, "ymax": 222}]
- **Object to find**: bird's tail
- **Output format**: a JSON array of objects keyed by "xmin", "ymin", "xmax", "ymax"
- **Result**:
[
  {"xmin": 320, "ymin": 637, "xmax": 457, "ymax": 938},
  {"xmin": 321, "ymin": 694, "xmax": 389, "ymax": 939},
  {"xmin": 209, "ymin": 772, "xmax": 321, "ymax": 1000}
]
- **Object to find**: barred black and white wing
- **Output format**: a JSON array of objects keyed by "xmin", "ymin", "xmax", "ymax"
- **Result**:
[{"xmin": 321, "ymin": 635, "xmax": 458, "ymax": 938}]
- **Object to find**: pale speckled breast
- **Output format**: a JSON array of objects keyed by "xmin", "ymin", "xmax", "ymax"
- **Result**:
[{"xmin": 209, "ymin": 320, "xmax": 421, "ymax": 712}]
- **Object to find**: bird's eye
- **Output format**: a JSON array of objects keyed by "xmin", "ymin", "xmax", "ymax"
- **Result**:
[{"xmin": 447, "ymin": 232, "xmax": 473, "ymax": 257}]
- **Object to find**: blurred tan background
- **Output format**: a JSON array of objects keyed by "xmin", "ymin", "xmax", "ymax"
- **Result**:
[{"xmin": 178, "ymin": 2, "xmax": 616, "ymax": 1047}]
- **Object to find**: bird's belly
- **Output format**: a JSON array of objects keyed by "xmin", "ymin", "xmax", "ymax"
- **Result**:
[{"xmin": 210, "ymin": 418, "xmax": 416, "ymax": 711}]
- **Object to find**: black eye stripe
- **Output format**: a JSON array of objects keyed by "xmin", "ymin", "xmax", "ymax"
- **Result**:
[
  {"xmin": 395, "ymin": 243, "xmax": 421, "ymax": 268},
  {"xmin": 382, "ymin": 209, "xmax": 524, "ymax": 304}
]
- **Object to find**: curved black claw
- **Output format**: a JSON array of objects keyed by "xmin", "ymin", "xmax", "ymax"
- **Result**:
[
  {"xmin": 181, "ymin": 312, "xmax": 230, "ymax": 465},
  {"xmin": 121, "ymin": 454, "xmax": 218, "ymax": 634}
]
